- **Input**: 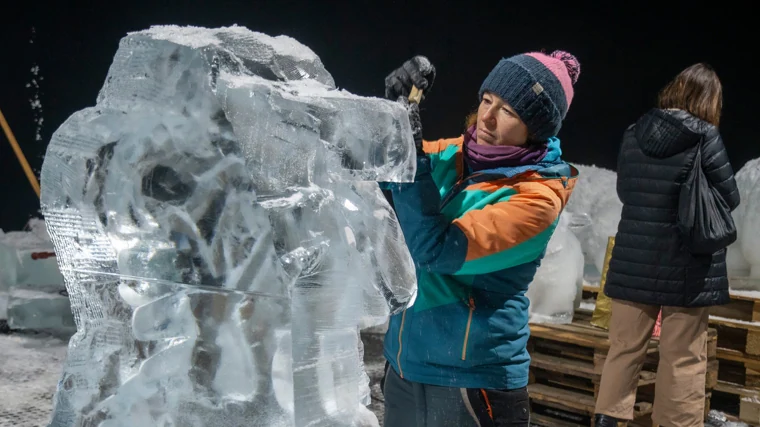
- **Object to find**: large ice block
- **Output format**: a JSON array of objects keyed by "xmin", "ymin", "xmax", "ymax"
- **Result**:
[{"xmin": 41, "ymin": 25, "xmax": 416, "ymax": 427}]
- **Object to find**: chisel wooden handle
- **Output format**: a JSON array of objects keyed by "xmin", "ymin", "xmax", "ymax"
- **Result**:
[{"xmin": 408, "ymin": 85, "xmax": 423, "ymax": 104}]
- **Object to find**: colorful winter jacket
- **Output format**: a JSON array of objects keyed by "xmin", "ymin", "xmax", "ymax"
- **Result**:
[{"xmin": 383, "ymin": 135, "xmax": 578, "ymax": 390}]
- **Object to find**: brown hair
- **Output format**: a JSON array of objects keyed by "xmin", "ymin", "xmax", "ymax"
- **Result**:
[
  {"xmin": 657, "ymin": 63, "xmax": 723, "ymax": 126},
  {"xmin": 465, "ymin": 111, "xmax": 478, "ymax": 129}
]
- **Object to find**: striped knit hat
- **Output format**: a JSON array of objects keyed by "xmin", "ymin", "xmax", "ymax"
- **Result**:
[{"xmin": 479, "ymin": 50, "xmax": 580, "ymax": 141}]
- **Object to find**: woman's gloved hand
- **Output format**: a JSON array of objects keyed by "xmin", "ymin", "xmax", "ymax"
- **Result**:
[
  {"xmin": 385, "ymin": 56, "xmax": 435, "ymax": 156},
  {"xmin": 384, "ymin": 56, "xmax": 436, "ymax": 101}
]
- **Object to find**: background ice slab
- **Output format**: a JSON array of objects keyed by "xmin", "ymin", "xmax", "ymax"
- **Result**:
[
  {"xmin": 0, "ymin": 219, "xmax": 63, "ymax": 290},
  {"xmin": 526, "ymin": 212, "xmax": 588, "ymax": 324},
  {"xmin": 727, "ymin": 157, "xmax": 760, "ymax": 285},
  {"xmin": 563, "ymin": 164, "xmax": 623, "ymax": 285},
  {"xmin": 40, "ymin": 25, "xmax": 416, "ymax": 427},
  {"xmin": 0, "ymin": 218, "xmax": 72, "ymax": 335}
]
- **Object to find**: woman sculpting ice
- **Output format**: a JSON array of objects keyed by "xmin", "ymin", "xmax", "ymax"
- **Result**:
[{"xmin": 380, "ymin": 51, "xmax": 581, "ymax": 426}]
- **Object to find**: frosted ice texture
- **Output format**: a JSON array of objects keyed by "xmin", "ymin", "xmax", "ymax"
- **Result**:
[
  {"xmin": 40, "ymin": 25, "xmax": 416, "ymax": 427},
  {"xmin": 727, "ymin": 157, "xmax": 760, "ymax": 286},
  {"xmin": 527, "ymin": 212, "xmax": 588, "ymax": 324},
  {"xmin": 564, "ymin": 164, "xmax": 622, "ymax": 283}
]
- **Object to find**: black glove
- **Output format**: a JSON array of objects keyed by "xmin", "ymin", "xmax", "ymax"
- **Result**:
[{"xmin": 384, "ymin": 56, "xmax": 436, "ymax": 101}]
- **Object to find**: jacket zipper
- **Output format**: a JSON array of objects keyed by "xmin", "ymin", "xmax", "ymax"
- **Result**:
[
  {"xmin": 461, "ymin": 296, "xmax": 475, "ymax": 360},
  {"xmin": 396, "ymin": 309, "xmax": 407, "ymax": 378}
]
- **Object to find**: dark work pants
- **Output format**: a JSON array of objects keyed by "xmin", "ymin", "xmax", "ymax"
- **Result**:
[{"xmin": 382, "ymin": 363, "xmax": 530, "ymax": 427}]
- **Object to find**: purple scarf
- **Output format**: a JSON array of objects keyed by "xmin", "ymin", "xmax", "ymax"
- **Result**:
[{"xmin": 463, "ymin": 125, "xmax": 547, "ymax": 172}]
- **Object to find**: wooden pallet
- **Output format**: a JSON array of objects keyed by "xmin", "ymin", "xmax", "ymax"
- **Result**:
[
  {"xmin": 708, "ymin": 288, "xmax": 760, "ymax": 424},
  {"xmin": 710, "ymin": 289, "xmax": 760, "ymax": 358},
  {"xmin": 528, "ymin": 318, "xmax": 660, "ymax": 426}
]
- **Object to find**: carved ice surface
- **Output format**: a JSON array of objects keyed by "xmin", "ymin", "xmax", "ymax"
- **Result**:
[{"xmin": 40, "ymin": 25, "xmax": 417, "ymax": 427}]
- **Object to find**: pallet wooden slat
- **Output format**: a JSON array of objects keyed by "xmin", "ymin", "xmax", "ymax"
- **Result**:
[
  {"xmin": 531, "ymin": 323, "xmax": 659, "ymax": 353},
  {"xmin": 529, "ymin": 383, "xmax": 653, "ymax": 417},
  {"xmin": 531, "ymin": 353, "xmax": 598, "ymax": 379},
  {"xmin": 531, "ymin": 352, "xmax": 659, "ymax": 383},
  {"xmin": 528, "ymin": 383, "xmax": 600, "ymax": 415},
  {"xmin": 715, "ymin": 381, "xmax": 760, "ymax": 399},
  {"xmin": 718, "ymin": 347, "xmax": 760, "ymax": 365}
]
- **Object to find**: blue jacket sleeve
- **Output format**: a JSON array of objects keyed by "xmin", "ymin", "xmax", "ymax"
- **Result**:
[{"xmin": 390, "ymin": 157, "xmax": 468, "ymax": 274}]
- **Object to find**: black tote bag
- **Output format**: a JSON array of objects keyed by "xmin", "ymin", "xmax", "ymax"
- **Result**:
[{"xmin": 677, "ymin": 140, "xmax": 737, "ymax": 254}]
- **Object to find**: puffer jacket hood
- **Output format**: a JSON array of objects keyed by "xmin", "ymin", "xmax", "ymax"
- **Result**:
[{"xmin": 635, "ymin": 108, "xmax": 715, "ymax": 158}]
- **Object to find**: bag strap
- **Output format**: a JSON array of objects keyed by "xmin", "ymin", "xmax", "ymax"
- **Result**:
[{"xmin": 691, "ymin": 136, "xmax": 704, "ymax": 171}]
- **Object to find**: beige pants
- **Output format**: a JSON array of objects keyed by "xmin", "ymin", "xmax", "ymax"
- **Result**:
[{"xmin": 595, "ymin": 299, "xmax": 709, "ymax": 427}]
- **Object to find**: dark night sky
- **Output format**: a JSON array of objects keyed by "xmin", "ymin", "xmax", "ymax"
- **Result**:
[{"xmin": 1, "ymin": 0, "xmax": 756, "ymax": 231}]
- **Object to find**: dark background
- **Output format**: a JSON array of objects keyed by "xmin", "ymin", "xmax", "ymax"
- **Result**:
[{"xmin": 1, "ymin": 0, "xmax": 755, "ymax": 231}]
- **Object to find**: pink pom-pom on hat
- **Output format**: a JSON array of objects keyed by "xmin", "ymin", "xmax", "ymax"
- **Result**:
[{"xmin": 550, "ymin": 50, "xmax": 581, "ymax": 84}]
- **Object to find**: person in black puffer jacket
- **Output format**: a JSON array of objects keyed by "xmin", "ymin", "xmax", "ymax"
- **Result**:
[{"xmin": 594, "ymin": 63, "xmax": 740, "ymax": 427}]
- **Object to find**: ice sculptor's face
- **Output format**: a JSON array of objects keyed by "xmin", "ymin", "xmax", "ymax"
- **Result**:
[{"xmin": 477, "ymin": 92, "xmax": 530, "ymax": 147}]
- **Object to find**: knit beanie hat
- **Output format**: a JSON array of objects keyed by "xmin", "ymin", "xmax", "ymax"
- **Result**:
[{"xmin": 479, "ymin": 50, "xmax": 580, "ymax": 141}]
